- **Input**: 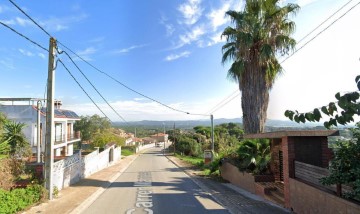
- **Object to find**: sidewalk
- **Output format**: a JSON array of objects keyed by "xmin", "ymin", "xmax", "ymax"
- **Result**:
[
  {"xmin": 166, "ymin": 155, "xmax": 290, "ymax": 214},
  {"xmin": 23, "ymin": 154, "xmax": 138, "ymax": 214}
]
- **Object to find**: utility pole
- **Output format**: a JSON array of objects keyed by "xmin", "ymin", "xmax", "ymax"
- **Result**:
[
  {"xmin": 36, "ymin": 100, "xmax": 41, "ymax": 163},
  {"xmin": 211, "ymin": 114, "xmax": 214, "ymax": 152},
  {"xmin": 45, "ymin": 37, "xmax": 56, "ymax": 200},
  {"xmin": 173, "ymin": 123, "xmax": 176, "ymax": 155}
]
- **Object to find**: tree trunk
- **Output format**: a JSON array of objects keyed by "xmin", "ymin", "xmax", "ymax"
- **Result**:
[{"xmin": 241, "ymin": 61, "xmax": 270, "ymax": 134}]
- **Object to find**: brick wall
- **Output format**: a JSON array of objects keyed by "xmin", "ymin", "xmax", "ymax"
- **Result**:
[
  {"xmin": 270, "ymin": 139, "xmax": 282, "ymax": 181},
  {"xmin": 282, "ymin": 136, "xmax": 295, "ymax": 208}
]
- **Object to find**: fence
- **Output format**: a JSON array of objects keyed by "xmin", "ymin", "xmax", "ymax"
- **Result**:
[
  {"xmin": 294, "ymin": 161, "xmax": 351, "ymax": 194},
  {"xmin": 52, "ymin": 145, "xmax": 121, "ymax": 190}
]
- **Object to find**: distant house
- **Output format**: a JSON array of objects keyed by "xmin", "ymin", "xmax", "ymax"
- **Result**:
[
  {"xmin": 125, "ymin": 137, "xmax": 142, "ymax": 146},
  {"xmin": 142, "ymin": 137, "xmax": 156, "ymax": 144},
  {"xmin": 0, "ymin": 98, "xmax": 81, "ymax": 157},
  {"xmin": 151, "ymin": 133, "xmax": 168, "ymax": 143}
]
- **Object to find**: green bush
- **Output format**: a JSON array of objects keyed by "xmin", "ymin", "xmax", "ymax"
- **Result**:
[{"xmin": 0, "ymin": 184, "xmax": 47, "ymax": 214}]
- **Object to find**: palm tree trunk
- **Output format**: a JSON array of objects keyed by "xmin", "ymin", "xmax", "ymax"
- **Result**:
[{"xmin": 241, "ymin": 61, "xmax": 269, "ymax": 134}]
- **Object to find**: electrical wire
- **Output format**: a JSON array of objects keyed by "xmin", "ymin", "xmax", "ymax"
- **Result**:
[
  {"xmin": 206, "ymin": 89, "xmax": 239, "ymax": 114},
  {"xmin": 59, "ymin": 49, "xmax": 129, "ymax": 124},
  {"xmin": 8, "ymin": 0, "xmax": 201, "ymax": 117},
  {"xmin": 281, "ymin": 1, "xmax": 360, "ymax": 64},
  {"xmin": 8, "ymin": 0, "xmax": 52, "ymax": 38},
  {"xmin": 210, "ymin": 91, "xmax": 240, "ymax": 114},
  {"xmin": 57, "ymin": 59, "xmax": 112, "ymax": 122},
  {"xmin": 0, "ymin": 21, "xmax": 48, "ymax": 52},
  {"xmin": 296, "ymin": 0, "xmax": 354, "ymax": 45}
]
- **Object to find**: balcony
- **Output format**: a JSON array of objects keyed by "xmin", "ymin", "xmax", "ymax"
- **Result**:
[{"xmin": 54, "ymin": 131, "xmax": 80, "ymax": 145}]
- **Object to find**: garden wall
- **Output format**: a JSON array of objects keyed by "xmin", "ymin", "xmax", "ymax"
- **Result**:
[
  {"xmin": 52, "ymin": 145, "xmax": 121, "ymax": 190},
  {"xmin": 136, "ymin": 143, "xmax": 155, "ymax": 153},
  {"xmin": 220, "ymin": 162, "xmax": 256, "ymax": 194},
  {"xmin": 289, "ymin": 178, "xmax": 360, "ymax": 213}
]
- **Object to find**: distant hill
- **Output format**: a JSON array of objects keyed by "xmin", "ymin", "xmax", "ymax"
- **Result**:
[{"xmin": 112, "ymin": 118, "xmax": 322, "ymax": 130}]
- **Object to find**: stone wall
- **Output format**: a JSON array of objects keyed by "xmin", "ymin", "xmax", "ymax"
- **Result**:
[{"xmin": 290, "ymin": 178, "xmax": 360, "ymax": 214}]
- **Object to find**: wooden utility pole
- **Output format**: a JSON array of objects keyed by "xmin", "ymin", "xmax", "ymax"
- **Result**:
[
  {"xmin": 173, "ymin": 123, "xmax": 176, "ymax": 155},
  {"xmin": 211, "ymin": 114, "xmax": 214, "ymax": 151},
  {"xmin": 45, "ymin": 37, "xmax": 56, "ymax": 200},
  {"xmin": 36, "ymin": 100, "xmax": 41, "ymax": 163}
]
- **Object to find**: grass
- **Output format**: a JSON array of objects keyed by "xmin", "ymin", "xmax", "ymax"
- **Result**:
[
  {"xmin": 175, "ymin": 154, "xmax": 204, "ymax": 168},
  {"xmin": 121, "ymin": 149, "xmax": 134, "ymax": 156}
]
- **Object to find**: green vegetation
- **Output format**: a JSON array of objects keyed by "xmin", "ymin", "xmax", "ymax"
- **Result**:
[
  {"xmin": 221, "ymin": 0, "xmax": 299, "ymax": 133},
  {"xmin": 175, "ymin": 154, "xmax": 204, "ymax": 168},
  {"xmin": 320, "ymin": 123, "xmax": 360, "ymax": 200},
  {"xmin": 74, "ymin": 114, "xmax": 126, "ymax": 149},
  {"xmin": 286, "ymin": 75, "xmax": 360, "ymax": 129},
  {"xmin": 237, "ymin": 139, "xmax": 271, "ymax": 175},
  {"xmin": 0, "ymin": 184, "xmax": 47, "ymax": 214},
  {"xmin": 121, "ymin": 146, "xmax": 136, "ymax": 156}
]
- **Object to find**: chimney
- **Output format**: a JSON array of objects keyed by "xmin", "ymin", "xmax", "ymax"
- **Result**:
[{"xmin": 54, "ymin": 100, "xmax": 62, "ymax": 109}]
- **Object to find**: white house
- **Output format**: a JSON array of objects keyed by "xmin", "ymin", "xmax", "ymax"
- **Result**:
[{"xmin": 0, "ymin": 98, "xmax": 81, "ymax": 157}]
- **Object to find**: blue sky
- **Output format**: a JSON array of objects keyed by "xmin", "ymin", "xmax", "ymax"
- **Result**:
[{"xmin": 0, "ymin": 0, "xmax": 359, "ymax": 123}]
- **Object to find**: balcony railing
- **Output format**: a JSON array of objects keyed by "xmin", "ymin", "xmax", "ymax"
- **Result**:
[{"xmin": 54, "ymin": 131, "xmax": 80, "ymax": 145}]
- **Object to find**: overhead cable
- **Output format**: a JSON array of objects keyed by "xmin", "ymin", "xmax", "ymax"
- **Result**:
[
  {"xmin": 59, "ymin": 50, "xmax": 129, "ymax": 124},
  {"xmin": 57, "ymin": 59, "xmax": 112, "ymax": 122},
  {"xmin": 0, "ymin": 21, "xmax": 48, "ymax": 52},
  {"xmin": 281, "ymin": 1, "xmax": 360, "ymax": 64}
]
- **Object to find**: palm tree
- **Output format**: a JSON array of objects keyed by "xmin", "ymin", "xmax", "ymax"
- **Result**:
[
  {"xmin": 222, "ymin": 0, "xmax": 299, "ymax": 133},
  {"xmin": 2, "ymin": 121, "xmax": 30, "ymax": 158}
]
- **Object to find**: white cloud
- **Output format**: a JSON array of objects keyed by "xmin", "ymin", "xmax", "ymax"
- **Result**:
[
  {"xmin": 165, "ymin": 51, "xmax": 191, "ymax": 61},
  {"xmin": 207, "ymin": 2, "xmax": 231, "ymax": 31},
  {"xmin": 206, "ymin": 31, "xmax": 226, "ymax": 47},
  {"xmin": 38, "ymin": 53, "xmax": 46, "ymax": 59},
  {"xmin": 75, "ymin": 47, "xmax": 96, "ymax": 61},
  {"xmin": 112, "ymin": 44, "xmax": 147, "ymax": 54},
  {"xmin": 15, "ymin": 17, "xmax": 33, "ymax": 27},
  {"xmin": 39, "ymin": 13, "xmax": 87, "ymax": 32},
  {"xmin": 19, "ymin": 48, "xmax": 34, "ymax": 57},
  {"xmin": 160, "ymin": 15, "xmax": 175, "ymax": 37},
  {"xmin": 178, "ymin": 25, "xmax": 205, "ymax": 48},
  {"xmin": 0, "ymin": 19, "xmax": 15, "ymax": 25},
  {"xmin": 178, "ymin": 0, "xmax": 203, "ymax": 25},
  {"xmin": 77, "ymin": 47, "xmax": 96, "ymax": 55}
]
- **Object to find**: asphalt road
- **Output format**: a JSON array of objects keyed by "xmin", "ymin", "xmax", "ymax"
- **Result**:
[{"xmin": 82, "ymin": 147, "xmax": 229, "ymax": 214}]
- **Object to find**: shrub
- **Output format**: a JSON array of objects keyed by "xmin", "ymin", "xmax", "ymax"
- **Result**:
[
  {"xmin": 236, "ymin": 139, "xmax": 271, "ymax": 175},
  {"xmin": 0, "ymin": 184, "xmax": 47, "ymax": 214}
]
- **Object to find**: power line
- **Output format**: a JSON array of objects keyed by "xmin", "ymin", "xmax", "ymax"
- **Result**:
[
  {"xmin": 207, "ymin": 89, "xmax": 239, "ymax": 114},
  {"xmin": 7, "ymin": 0, "xmax": 196, "ymax": 118},
  {"xmin": 59, "ymin": 49, "xmax": 129, "ymax": 124},
  {"xmin": 210, "ymin": 91, "xmax": 240, "ymax": 114},
  {"xmin": 57, "ymin": 59, "xmax": 112, "ymax": 122},
  {"xmin": 57, "ymin": 42, "xmax": 200, "ymax": 116},
  {"xmin": 281, "ymin": 1, "xmax": 360, "ymax": 64},
  {"xmin": 0, "ymin": 21, "xmax": 48, "ymax": 52},
  {"xmin": 8, "ymin": 0, "xmax": 52, "ymax": 38},
  {"xmin": 297, "ymin": 0, "xmax": 354, "ymax": 45}
]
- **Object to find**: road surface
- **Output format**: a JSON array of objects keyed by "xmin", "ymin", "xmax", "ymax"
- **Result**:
[{"xmin": 82, "ymin": 146, "xmax": 228, "ymax": 214}]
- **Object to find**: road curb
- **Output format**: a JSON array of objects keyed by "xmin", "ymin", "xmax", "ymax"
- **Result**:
[
  {"xmin": 164, "ymin": 155, "xmax": 232, "ymax": 214},
  {"xmin": 69, "ymin": 154, "xmax": 139, "ymax": 214}
]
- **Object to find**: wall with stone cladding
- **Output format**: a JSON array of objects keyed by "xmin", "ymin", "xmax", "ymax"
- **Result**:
[
  {"xmin": 290, "ymin": 178, "xmax": 360, "ymax": 214},
  {"xmin": 270, "ymin": 139, "xmax": 282, "ymax": 181}
]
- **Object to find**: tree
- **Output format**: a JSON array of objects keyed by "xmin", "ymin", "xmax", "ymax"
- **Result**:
[
  {"xmin": 74, "ymin": 114, "xmax": 111, "ymax": 142},
  {"xmin": 285, "ymin": 75, "xmax": 360, "ymax": 129},
  {"xmin": 2, "ymin": 121, "xmax": 31, "ymax": 158},
  {"xmin": 320, "ymin": 123, "xmax": 360, "ymax": 200},
  {"xmin": 221, "ymin": 0, "xmax": 299, "ymax": 134}
]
